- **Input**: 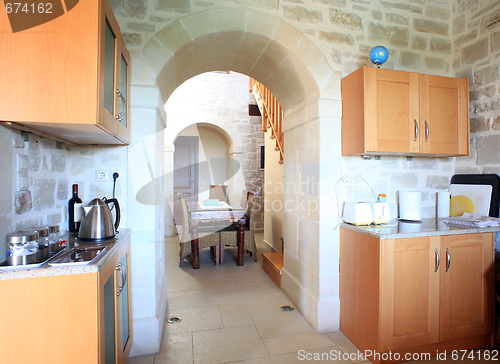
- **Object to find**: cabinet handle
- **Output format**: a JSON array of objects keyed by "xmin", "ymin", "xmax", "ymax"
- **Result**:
[
  {"xmin": 445, "ymin": 248, "xmax": 451, "ymax": 272},
  {"xmin": 424, "ymin": 120, "xmax": 429, "ymax": 142},
  {"xmin": 116, "ymin": 262, "xmax": 125, "ymax": 296},
  {"xmin": 414, "ymin": 119, "xmax": 419, "ymax": 141},
  {"xmin": 115, "ymin": 89, "xmax": 125, "ymax": 122},
  {"xmin": 434, "ymin": 248, "xmax": 440, "ymax": 272}
]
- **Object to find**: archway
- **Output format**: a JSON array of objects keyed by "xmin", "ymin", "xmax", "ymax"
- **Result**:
[{"xmin": 128, "ymin": 8, "xmax": 342, "ymax": 354}]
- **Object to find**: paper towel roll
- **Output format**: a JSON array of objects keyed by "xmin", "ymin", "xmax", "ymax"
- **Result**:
[
  {"xmin": 437, "ymin": 191, "xmax": 451, "ymax": 218},
  {"xmin": 399, "ymin": 191, "xmax": 422, "ymax": 221}
]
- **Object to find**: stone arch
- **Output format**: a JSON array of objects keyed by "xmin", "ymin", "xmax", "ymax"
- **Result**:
[{"xmin": 136, "ymin": 8, "xmax": 341, "ymax": 334}]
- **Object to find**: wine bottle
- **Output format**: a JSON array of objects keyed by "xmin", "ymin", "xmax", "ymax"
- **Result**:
[{"xmin": 68, "ymin": 184, "xmax": 83, "ymax": 234}]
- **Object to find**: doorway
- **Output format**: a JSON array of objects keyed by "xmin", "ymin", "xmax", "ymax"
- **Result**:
[{"xmin": 173, "ymin": 136, "xmax": 198, "ymax": 224}]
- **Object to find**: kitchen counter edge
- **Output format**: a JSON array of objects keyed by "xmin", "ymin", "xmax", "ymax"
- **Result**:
[
  {"xmin": 341, "ymin": 218, "xmax": 500, "ymax": 239},
  {"xmin": 0, "ymin": 228, "xmax": 131, "ymax": 280}
]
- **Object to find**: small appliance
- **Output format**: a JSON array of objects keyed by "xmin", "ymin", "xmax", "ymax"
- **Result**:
[
  {"xmin": 369, "ymin": 201, "xmax": 391, "ymax": 224},
  {"xmin": 78, "ymin": 198, "xmax": 120, "ymax": 241},
  {"xmin": 343, "ymin": 202, "xmax": 373, "ymax": 225}
]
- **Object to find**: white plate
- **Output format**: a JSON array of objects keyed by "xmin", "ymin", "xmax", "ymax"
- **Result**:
[{"xmin": 449, "ymin": 184, "xmax": 492, "ymax": 216}]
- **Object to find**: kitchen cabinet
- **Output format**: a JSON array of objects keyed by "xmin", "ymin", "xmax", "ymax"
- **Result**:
[
  {"xmin": 341, "ymin": 66, "xmax": 469, "ymax": 157},
  {"xmin": 340, "ymin": 227, "xmax": 494, "ymax": 363},
  {"xmin": 0, "ymin": 235, "xmax": 132, "ymax": 364},
  {"xmin": 0, "ymin": 0, "xmax": 130, "ymax": 145},
  {"xmin": 99, "ymin": 236, "xmax": 132, "ymax": 364}
]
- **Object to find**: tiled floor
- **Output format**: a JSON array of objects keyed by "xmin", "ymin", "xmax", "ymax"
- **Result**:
[{"xmin": 128, "ymin": 233, "xmax": 499, "ymax": 364}]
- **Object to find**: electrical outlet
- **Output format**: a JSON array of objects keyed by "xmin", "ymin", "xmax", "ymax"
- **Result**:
[
  {"xmin": 95, "ymin": 169, "xmax": 110, "ymax": 182},
  {"xmin": 341, "ymin": 174, "xmax": 361, "ymax": 182}
]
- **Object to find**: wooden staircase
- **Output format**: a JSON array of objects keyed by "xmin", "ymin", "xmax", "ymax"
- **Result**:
[{"xmin": 250, "ymin": 78, "xmax": 284, "ymax": 164}]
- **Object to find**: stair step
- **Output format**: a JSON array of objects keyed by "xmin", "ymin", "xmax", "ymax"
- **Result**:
[{"xmin": 262, "ymin": 252, "xmax": 283, "ymax": 288}]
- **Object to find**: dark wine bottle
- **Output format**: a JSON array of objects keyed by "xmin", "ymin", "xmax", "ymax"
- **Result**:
[{"xmin": 68, "ymin": 184, "xmax": 83, "ymax": 234}]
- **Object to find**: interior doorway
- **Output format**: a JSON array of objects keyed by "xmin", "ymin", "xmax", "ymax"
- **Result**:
[{"xmin": 173, "ymin": 136, "xmax": 199, "ymax": 224}]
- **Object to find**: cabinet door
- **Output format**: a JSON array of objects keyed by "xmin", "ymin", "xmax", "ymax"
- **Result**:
[
  {"xmin": 116, "ymin": 39, "xmax": 131, "ymax": 144},
  {"xmin": 99, "ymin": 252, "xmax": 118, "ymax": 364},
  {"xmin": 116, "ymin": 249, "xmax": 132, "ymax": 363},
  {"xmin": 98, "ymin": 0, "xmax": 122, "ymax": 138},
  {"xmin": 365, "ymin": 68, "xmax": 420, "ymax": 154},
  {"xmin": 440, "ymin": 233, "xmax": 494, "ymax": 341},
  {"xmin": 419, "ymin": 75, "xmax": 469, "ymax": 156},
  {"xmin": 380, "ymin": 236, "xmax": 440, "ymax": 352}
]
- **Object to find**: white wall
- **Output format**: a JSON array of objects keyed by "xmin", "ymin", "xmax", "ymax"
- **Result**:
[
  {"xmin": 177, "ymin": 125, "xmax": 230, "ymax": 202},
  {"xmin": 263, "ymin": 129, "xmax": 284, "ymax": 252}
]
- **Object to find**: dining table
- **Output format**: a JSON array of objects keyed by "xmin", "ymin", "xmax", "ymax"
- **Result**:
[{"xmin": 187, "ymin": 201, "xmax": 247, "ymax": 269}]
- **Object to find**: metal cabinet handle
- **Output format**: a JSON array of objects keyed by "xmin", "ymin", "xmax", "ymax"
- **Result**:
[
  {"xmin": 116, "ymin": 262, "xmax": 125, "ymax": 296},
  {"xmin": 115, "ymin": 89, "xmax": 126, "ymax": 122},
  {"xmin": 424, "ymin": 120, "xmax": 429, "ymax": 142},
  {"xmin": 414, "ymin": 119, "xmax": 419, "ymax": 141},
  {"xmin": 445, "ymin": 248, "xmax": 451, "ymax": 272},
  {"xmin": 434, "ymin": 248, "xmax": 440, "ymax": 273}
]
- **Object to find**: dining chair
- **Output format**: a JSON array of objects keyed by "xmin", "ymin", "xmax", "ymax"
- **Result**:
[
  {"xmin": 209, "ymin": 184, "xmax": 229, "ymax": 202},
  {"xmin": 178, "ymin": 193, "xmax": 221, "ymax": 267},
  {"xmin": 217, "ymin": 191, "xmax": 258, "ymax": 264}
]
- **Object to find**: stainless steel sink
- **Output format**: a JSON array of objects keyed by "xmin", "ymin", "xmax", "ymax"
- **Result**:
[{"xmin": 48, "ymin": 246, "xmax": 108, "ymax": 266}]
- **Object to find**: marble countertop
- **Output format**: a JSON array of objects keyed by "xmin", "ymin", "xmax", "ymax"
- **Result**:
[
  {"xmin": 341, "ymin": 218, "xmax": 500, "ymax": 239},
  {"xmin": 0, "ymin": 228, "xmax": 131, "ymax": 280}
]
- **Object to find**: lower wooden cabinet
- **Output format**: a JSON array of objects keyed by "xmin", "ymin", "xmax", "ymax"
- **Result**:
[
  {"xmin": 340, "ymin": 228, "xmax": 494, "ymax": 363},
  {"xmin": 99, "ymin": 237, "xmax": 133, "ymax": 364},
  {"xmin": 0, "ymin": 237, "xmax": 132, "ymax": 364}
]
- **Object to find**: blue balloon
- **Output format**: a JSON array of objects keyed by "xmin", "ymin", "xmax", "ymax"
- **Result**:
[{"xmin": 370, "ymin": 46, "xmax": 389, "ymax": 65}]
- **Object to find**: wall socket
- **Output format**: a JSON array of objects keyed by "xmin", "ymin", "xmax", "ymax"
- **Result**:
[
  {"xmin": 95, "ymin": 169, "xmax": 110, "ymax": 182},
  {"xmin": 341, "ymin": 174, "xmax": 362, "ymax": 182}
]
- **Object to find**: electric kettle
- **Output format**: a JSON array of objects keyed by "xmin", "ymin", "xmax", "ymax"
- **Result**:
[{"xmin": 78, "ymin": 198, "xmax": 120, "ymax": 241}]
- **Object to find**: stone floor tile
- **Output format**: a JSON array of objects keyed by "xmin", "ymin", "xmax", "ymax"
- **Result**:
[
  {"xmin": 164, "ymin": 305, "xmax": 223, "ymax": 334},
  {"xmin": 263, "ymin": 332, "xmax": 335, "ymax": 355},
  {"xmin": 321, "ymin": 330, "xmax": 353, "ymax": 347},
  {"xmin": 221, "ymin": 312, "xmax": 254, "ymax": 328},
  {"xmin": 154, "ymin": 332, "xmax": 193, "ymax": 364},
  {"xmin": 251, "ymin": 309, "xmax": 315, "ymax": 339},
  {"xmin": 192, "ymin": 325, "xmax": 268, "ymax": 364},
  {"xmin": 218, "ymin": 299, "xmax": 275, "ymax": 315}
]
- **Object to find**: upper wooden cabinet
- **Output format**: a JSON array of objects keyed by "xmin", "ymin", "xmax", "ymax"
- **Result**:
[
  {"xmin": 0, "ymin": 0, "xmax": 130, "ymax": 145},
  {"xmin": 341, "ymin": 66, "xmax": 469, "ymax": 157}
]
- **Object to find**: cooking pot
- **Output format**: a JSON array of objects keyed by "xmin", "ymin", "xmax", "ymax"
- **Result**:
[{"xmin": 78, "ymin": 198, "xmax": 120, "ymax": 241}]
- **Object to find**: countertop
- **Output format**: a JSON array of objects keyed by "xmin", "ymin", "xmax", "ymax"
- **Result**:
[
  {"xmin": 341, "ymin": 218, "xmax": 500, "ymax": 239},
  {"xmin": 0, "ymin": 228, "xmax": 131, "ymax": 280}
]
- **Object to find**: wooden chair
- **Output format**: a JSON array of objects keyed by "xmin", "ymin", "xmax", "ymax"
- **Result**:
[
  {"xmin": 217, "ymin": 191, "xmax": 258, "ymax": 264},
  {"xmin": 209, "ymin": 185, "xmax": 229, "ymax": 202},
  {"xmin": 178, "ymin": 193, "xmax": 221, "ymax": 267}
]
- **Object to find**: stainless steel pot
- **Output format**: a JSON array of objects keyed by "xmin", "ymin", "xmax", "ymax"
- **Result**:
[
  {"xmin": 78, "ymin": 198, "xmax": 120, "ymax": 241},
  {"xmin": 6, "ymin": 232, "xmax": 39, "ymax": 266}
]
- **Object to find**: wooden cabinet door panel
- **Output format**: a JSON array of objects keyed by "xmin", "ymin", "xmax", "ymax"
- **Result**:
[
  {"xmin": 440, "ymin": 233, "xmax": 494, "ymax": 342},
  {"xmin": 380, "ymin": 236, "xmax": 440, "ymax": 351},
  {"xmin": 365, "ymin": 68, "xmax": 420, "ymax": 154},
  {"xmin": 419, "ymin": 75, "xmax": 469, "ymax": 155}
]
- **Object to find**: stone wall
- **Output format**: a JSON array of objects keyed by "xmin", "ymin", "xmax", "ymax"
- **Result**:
[
  {"xmin": 0, "ymin": 128, "xmax": 128, "ymax": 262},
  {"xmin": 110, "ymin": 0, "xmax": 470, "ymax": 222},
  {"xmin": 165, "ymin": 71, "xmax": 265, "ymax": 232}
]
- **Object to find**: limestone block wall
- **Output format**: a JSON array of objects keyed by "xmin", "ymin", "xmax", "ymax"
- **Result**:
[
  {"xmin": 0, "ymin": 128, "xmax": 128, "ymax": 262},
  {"xmin": 109, "ymin": 0, "xmax": 473, "ymax": 220},
  {"xmin": 453, "ymin": 1, "xmax": 500, "ymax": 175}
]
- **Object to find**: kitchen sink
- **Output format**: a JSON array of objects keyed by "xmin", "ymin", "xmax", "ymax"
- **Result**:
[{"xmin": 49, "ymin": 246, "xmax": 108, "ymax": 266}]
